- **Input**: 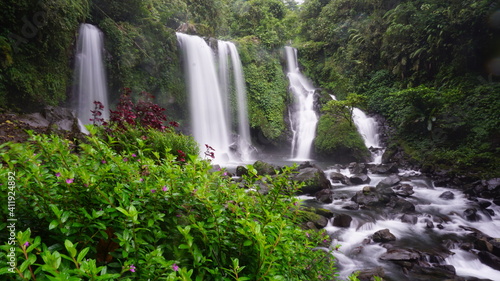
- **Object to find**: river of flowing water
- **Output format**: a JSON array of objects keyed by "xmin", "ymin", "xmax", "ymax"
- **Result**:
[{"xmin": 300, "ymin": 167, "xmax": 500, "ymax": 280}]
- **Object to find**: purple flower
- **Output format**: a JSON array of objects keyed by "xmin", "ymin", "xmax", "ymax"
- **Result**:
[
  {"xmin": 305, "ymin": 232, "xmax": 310, "ymax": 238},
  {"xmin": 139, "ymin": 178, "xmax": 144, "ymax": 182},
  {"xmin": 24, "ymin": 242, "xmax": 30, "ymax": 247},
  {"xmin": 132, "ymin": 153, "xmax": 137, "ymax": 157},
  {"xmin": 172, "ymin": 263, "xmax": 179, "ymax": 272},
  {"xmin": 162, "ymin": 186, "xmax": 168, "ymax": 192},
  {"xmin": 101, "ymin": 160, "xmax": 107, "ymax": 164},
  {"xmin": 84, "ymin": 183, "xmax": 89, "ymax": 187},
  {"xmin": 66, "ymin": 178, "xmax": 74, "ymax": 184},
  {"xmin": 55, "ymin": 172, "xmax": 61, "ymax": 177},
  {"xmin": 123, "ymin": 158, "xmax": 128, "ymax": 162},
  {"xmin": 151, "ymin": 189, "xmax": 156, "ymax": 193},
  {"xmin": 129, "ymin": 264, "xmax": 136, "ymax": 272}
]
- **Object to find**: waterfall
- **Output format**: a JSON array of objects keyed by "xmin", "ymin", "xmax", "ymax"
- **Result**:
[
  {"xmin": 330, "ymin": 95, "xmax": 384, "ymax": 163},
  {"xmin": 218, "ymin": 41, "xmax": 254, "ymax": 161},
  {"xmin": 285, "ymin": 46, "xmax": 318, "ymax": 160},
  {"xmin": 74, "ymin": 24, "xmax": 109, "ymax": 125},
  {"xmin": 351, "ymin": 108, "xmax": 384, "ymax": 163},
  {"xmin": 176, "ymin": 33, "xmax": 233, "ymax": 163}
]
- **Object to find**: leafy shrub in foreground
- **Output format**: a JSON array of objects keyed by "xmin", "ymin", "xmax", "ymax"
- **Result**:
[{"xmin": 0, "ymin": 133, "xmax": 337, "ymax": 280}]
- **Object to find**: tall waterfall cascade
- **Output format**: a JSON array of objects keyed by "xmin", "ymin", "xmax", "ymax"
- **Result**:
[
  {"xmin": 285, "ymin": 46, "xmax": 318, "ymax": 160},
  {"xmin": 177, "ymin": 33, "xmax": 253, "ymax": 163},
  {"xmin": 330, "ymin": 95, "xmax": 384, "ymax": 163},
  {"xmin": 74, "ymin": 24, "xmax": 109, "ymax": 125},
  {"xmin": 218, "ymin": 41, "xmax": 254, "ymax": 161}
]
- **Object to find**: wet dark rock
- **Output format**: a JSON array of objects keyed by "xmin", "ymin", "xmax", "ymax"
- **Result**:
[
  {"xmin": 478, "ymin": 200, "xmax": 492, "ymax": 209},
  {"xmin": 387, "ymin": 197, "xmax": 415, "ymax": 213},
  {"xmin": 401, "ymin": 214, "xmax": 418, "ymax": 224},
  {"xmin": 299, "ymin": 209, "xmax": 329, "ymax": 230},
  {"xmin": 351, "ymin": 186, "xmax": 393, "ymax": 207},
  {"xmin": 355, "ymin": 266, "xmax": 385, "ymax": 281},
  {"xmin": 494, "ymin": 198, "xmax": 500, "ymax": 206},
  {"xmin": 342, "ymin": 202, "xmax": 359, "ymax": 210},
  {"xmin": 332, "ymin": 214, "xmax": 352, "ymax": 228},
  {"xmin": 329, "ymin": 172, "xmax": 347, "ymax": 184},
  {"xmin": 464, "ymin": 208, "xmax": 481, "ymax": 222},
  {"xmin": 437, "ymin": 224, "xmax": 444, "ymax": 229},
  {"xmin": 425, "ymin": 219, "xmax": 434, "ymax": 228},
  {"xmin": 293, "ymin": 165, "xmax": 331, "ymax": 195},
  {"xmin": 373, "ymin": 229, "xmax": 396, "ymax": 243},
  {"xmin": 406, "ymin": 264, "xmax": 458, "ymax": 281},
  {"xmin": 439, "ymin": 191, "xmax": 455, "ymax": 200},
  {"xmin": 376, "ymin": 174, "xmax": 401, "ymax": 188},
  {"xmin": 235, "ymin": 165, "xmax": 248, "ymax": 176},
  {"xmin": 394, "ymin": 183, "xmax": 414, "ymax": 197},
  {"xmin": 379, "ymin": 248, "xmax": 420, "ymax": 261},
  {"xmin": 348, "ymin": 162, "xmax": 368, "ymax": 174},
  {"xmin": 349, "ymin": 173, "xmax": 371, "ymax": 185},
  {"xmin": 315, "ymin": 188, "xmax": 334, "ymax": 204},
  {"xmin": 253, "ymin": 160, "xmax": 278, "ymax": 175},
  {"xmin": 478, "ymin": 251, "xmax": 500, "ymax": 270},
  {"xmin": 369, "ymin": 163, "xmax": 399, "ymax": 174}
]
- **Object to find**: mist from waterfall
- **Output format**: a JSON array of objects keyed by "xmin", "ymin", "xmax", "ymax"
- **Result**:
[
  {"xmin": 74, "ymin": 23, "xmax": 109, "ymax": 126},
  {"xmin": 285, "ymin": 46, "xmax": 318, "ymax": 160},
  {"xmin": 218, "ymin": 41, "xmax": 254, "ymax": 161}
]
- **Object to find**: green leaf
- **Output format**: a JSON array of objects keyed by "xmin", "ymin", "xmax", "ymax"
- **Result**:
[
  {"xmin": 49, "ymin": 220, "xmax": 59, "ymax": 230},
  {"xmin": 77, "ymin": 247, "xmax": 90, "ymax": 263},
  {"xmin": 243, "ymin": 240, "xmax": 253, "ymax": 246},
  {"xmin": 19, "ymin": 253, "xmax": 36, "ymax": 272},
  {"xmin": 115, "ymin": 207, "xmax": 129, "ymax": 217},
  {"xmin": 64, "ymin": 240, "xmax": 77, "ymax": 258}
]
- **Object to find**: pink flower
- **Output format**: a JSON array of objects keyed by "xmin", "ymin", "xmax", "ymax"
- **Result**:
[
  {"xmin": 24, "ymin": 242, "xmax": 30, "ymax": 247},
  {"xmin": 151, "ymin": 189, "xmax": 156, "ymax": 193},
  {"xmin": 132, "ymin": 154, "xmax": 137, "ymax": 157},
  {"xmin": 101, "ymin": 160, "xmax": 106, "ymax": 164},
  {"xmin": 172, "ymin": 263, "xmax": 179, "ymax": 271},
  {"xmin": 55, "ymin": 172, "xmax": 61, "ymax": 177},
  {"xmin": 162, "ymin": 186, "xmax": 168, "ymax": 192},
  {"xmin": 123, "ymin": 158, "xmax": 128, "ymax": 162},
  {"xmin": 66, "ymin": 178, "xmax": 74, "ymax": 184},
  {"xmin": 129, "ymin": 264, "xmax": 136, "ymax": 272}
]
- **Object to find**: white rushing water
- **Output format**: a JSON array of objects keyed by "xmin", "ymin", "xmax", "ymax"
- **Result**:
[
  {"xmin": 330, "ymin": 95, "xmax": 384, "ymax": 163},
  {"xmin": 218, "ymin": 41, "xmax": 254, "ymax": 161},
  {"xmin": 285, "ymin": 46, "xmax": 318, "ymax": 160},
  {"xmin": 351, "ymin": 108, "xmax": 384, "ymax": 163},
  {"xmin": 177, "ymin": 33, "xmax": 233, "ymax": 163},
  {"xmin": 74, "ymin": 24, "xmax": 109, "ymax": 125},
  {"xmin": 315, "ymin": 169, "xmax": 500, "ymax": 280}
]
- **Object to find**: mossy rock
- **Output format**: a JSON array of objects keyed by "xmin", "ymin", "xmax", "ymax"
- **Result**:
[{"xmin": 314, "ymin": 113, "xmax": 370, "ymax": 163}]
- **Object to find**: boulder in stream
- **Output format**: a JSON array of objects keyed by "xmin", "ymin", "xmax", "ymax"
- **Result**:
[
  {"xmin": 332, "ymin": 214, "xmax": 353, "ymax": 228},
  {"xmin": 373, "ymin": 229, "xmax": 396, "ymax": 243},
  {"xmin": 293, "ymin": 165, "xmax": 331, "ymax": 195}
]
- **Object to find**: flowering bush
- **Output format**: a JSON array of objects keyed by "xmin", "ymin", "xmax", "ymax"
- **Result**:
[{"xmin": 0, "ymin": 132, "xmax": 337, "ymax": 280}]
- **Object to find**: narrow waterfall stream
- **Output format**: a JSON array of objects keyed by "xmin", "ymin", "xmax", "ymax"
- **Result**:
[
  {"xmin": 218, "ymin": 41, "xmax": 254, "ymax": 161},
  {"xmin": 303, "ymin": 167, "xmax": 500, "ymax": 280},
  {"xmin": 74, "ymin": 24, "xmax": 109, "ymax": 125},
  {"xmin": 285, "ymin": 46, "xmax": 318, "ymax": 161},
  {"xmin": 351, "ymin": 108, "xmax": 384, "ymax": 164}
]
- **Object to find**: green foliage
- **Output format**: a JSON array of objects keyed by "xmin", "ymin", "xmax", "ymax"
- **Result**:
[
  {"xmin": 229, "ymin": 0, "xmax": 293, "ymax": 48},
  {"xmin": 0, "ymin": 0, "xmax": 90, "ymax": 111},
  {"xmin": 236, "ymin": 37, "xmax": 289, "ymax": 144},
  {"xmin": 0, "ymin": 132, "xmax": 337, "ymax": 280}
]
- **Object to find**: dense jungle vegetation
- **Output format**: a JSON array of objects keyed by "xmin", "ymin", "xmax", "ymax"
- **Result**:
[
  {"xmin": 1, "ymin": 0, "xmax": 498, "ymax": 176},
  {"xmin": 0, "ymin": 0, "xmax": 499, "ymax": 280}
]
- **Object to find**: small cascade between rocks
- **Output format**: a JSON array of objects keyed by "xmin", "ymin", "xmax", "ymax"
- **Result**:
[
  {"xmin": 177, "ymin": 33, "xmax": 254, "ymax": 163},
  {"xmin": 304, "ymin": 164, "xmax": 500, "ymax": 281},
  {"xmin": 285, "ymin": 46, "xmax": 318, "ymax": 161},
  {"xmin": 73, "ymin": 23, "xmax": 109, "ymax": 126},
  {"xmin": 217, "ymin": 41, "xmax": 254, "ymax": 161},
  {"xmin": 351, "ymin": 108, "xmax": 384, "ymax": 163},
  {"xmin": 330, "ymin": 95, "xmax": 384, "ymax": 163}
]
